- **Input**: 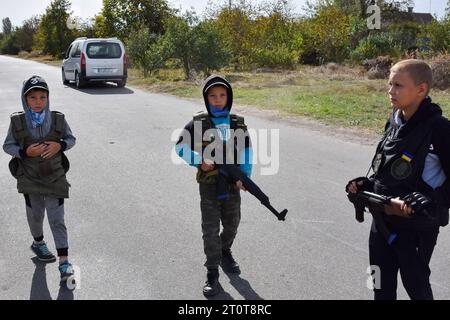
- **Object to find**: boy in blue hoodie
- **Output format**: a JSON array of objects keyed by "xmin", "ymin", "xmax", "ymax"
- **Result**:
[
  {"xmin": 176, "ymin": 75, "xmax": 252, "ymax": 297},
  {"xmin": 3, "ymin": 75, "xmax": 76, "ymax": 283}
]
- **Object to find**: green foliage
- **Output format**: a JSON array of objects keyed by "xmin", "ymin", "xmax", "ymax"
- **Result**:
[
  {"xmin": 250, "ymin": 13, "xmax": 303, "ymax": 68},
  {"xmin": 2, "ymin": 17, "xmax": 12, "ymax": 34},
  {"xmin": 191, "ymin": 20, "xmax": 230, "ymax": 76},
  {"xmin": 420, "ymin": 19, "xmax": 450, "ymax": 54},
  {"xmin": 127, "ymin": 27, "xmax": 166, "ymax": 77},
  {"xmin": 162, "ymin": 15, "xmax": 195, "ymax": 79},
  {"xmin": 162, "ymin": 12, "xmax": 231, "ymax": 78},
  {"xmin": 300, "ymin": 5, "xmax": 351, "ymax": 64},
  {"xmin": 14, "ymin": 16, "xmax": 40, "ymax": 52},
  {"xmin": 102, "ymin": 0, "xmax": 173, "ymax": 40},
  {"xmin": 351, "ymin": 32, "xmax": 399, "ymax": 61},
  {"xmin": 214, "ymin": 6, "xmax": 254, "ymax": 67},
  {"xmin": 34, "ymin": 0, "xmax": 76, "ymax": 57},
  {"xmin": 0, "ymin": 33, "xmax": 20, "ymax": 54}
]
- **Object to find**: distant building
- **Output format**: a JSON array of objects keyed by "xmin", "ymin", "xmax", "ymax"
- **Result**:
[{"xmin": 408, "ymin": 7, "xmax": 435, "ymax": 24}]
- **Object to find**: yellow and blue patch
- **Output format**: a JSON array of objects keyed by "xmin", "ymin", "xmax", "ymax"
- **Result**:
[{"xmin": 401, "ymin": 151, "xmax": 413, "ymax": 162}]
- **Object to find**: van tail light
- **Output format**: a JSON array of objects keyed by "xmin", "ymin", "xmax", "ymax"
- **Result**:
[
  {"xmin": 81, "ymin": 52, "xmax": 86, "ymax": 71},
  {"xmin": 123, "ymin": 53, "xmax": 128, "ymax": 71}
]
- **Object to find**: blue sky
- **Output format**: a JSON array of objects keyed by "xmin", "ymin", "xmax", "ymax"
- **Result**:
[{"xmin": 1, "ymin": 0, "xmax": 448, "ymax": 27}]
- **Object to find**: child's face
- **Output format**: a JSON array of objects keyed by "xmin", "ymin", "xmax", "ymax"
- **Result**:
[
  {"xmin": 207, "ymin": 86, "xmax": 228, "ymax": 110},
  {"xmin": 26, "ymin": 90, "xmax": 48, "ymax": 113},
  {"xmin": 388, "ymin": 71, "xmax": 427, "ymax": 111}
]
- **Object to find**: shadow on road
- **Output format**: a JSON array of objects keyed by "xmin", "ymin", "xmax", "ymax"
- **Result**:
[
  {"xmin": 205, "ymin": 269, "xmax": 264, "ymax": 300},
  {"xmin": 65, "ymin": 82, "xmax": 134, "ymax": 95},
  {"xmin": 30, "ymin": 257, "xmax": 52, "ymax": 300},
  {"xmin": 29, "ymin": 257, "xmax": 74, "ymax": 300},
  {"xmin": 223, "ymin": 269, "xmax": 264, "ymax": 300},
  {"xmin": 205, "ymin": 282, "xmax": 235, "ymax": 300}
]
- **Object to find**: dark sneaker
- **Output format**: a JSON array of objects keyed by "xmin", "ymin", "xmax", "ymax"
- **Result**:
[
  {"xmin": 59, "ymin": 261, "xmax": 75, "ymax": 282},
  {"xmin": 203, "ymin": 269, "xmax": 220, "ymax": 297},
  {"xmin": 30, "ymin": 242, "xmax": 56, "ymax": 262},
  {"xmin": 221, "ymin": 250, "xmax": 241, "ymax": 274}
]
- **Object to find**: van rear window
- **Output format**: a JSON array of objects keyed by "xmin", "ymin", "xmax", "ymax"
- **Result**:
[{"xmin": 86, "ymin": 43, "xmax": 122, "ymax": 59}]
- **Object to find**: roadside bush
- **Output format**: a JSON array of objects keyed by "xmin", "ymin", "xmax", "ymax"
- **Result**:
[
  {"xmin": 363, "ymin": 55, "xmax": 394, "ymax": 80},
  {"xmin": 430, "ymin": 54, "xmax": 450, "ymax": 90}
]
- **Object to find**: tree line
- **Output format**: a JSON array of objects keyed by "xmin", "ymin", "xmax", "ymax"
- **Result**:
[{"xmin": 1, "ymin": 0, "xmax": 449, "ymax": 79}]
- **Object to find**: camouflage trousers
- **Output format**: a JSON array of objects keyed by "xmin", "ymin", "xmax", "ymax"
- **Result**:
[{"xmin": 199, "ymin": 183, "xmax": 241, "ymax": 269}]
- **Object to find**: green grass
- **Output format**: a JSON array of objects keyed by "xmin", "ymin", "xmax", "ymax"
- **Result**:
[{"xmin": 128, "ymin": 66, "xmax": 450, "ymax": 134}]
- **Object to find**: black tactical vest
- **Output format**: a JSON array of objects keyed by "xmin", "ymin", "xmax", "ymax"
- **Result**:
[
  {"xmin": 372, "ymin": 113, "xmax": 447, "ymax": 228},
  {"xmin": 9, "ymin": 111, "xmax": 71, "ymax": 198},
  {"xmin": 192, "ymin": 111, "xmax": 247, "ymax": 184}
]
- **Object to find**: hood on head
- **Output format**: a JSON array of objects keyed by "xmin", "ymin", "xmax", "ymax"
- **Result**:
[
  {"xmin": 21, "ymin": 75, "xmax": 50, "ymax": 114},
  {"xmin": 202, "ymin": 75, "xmax": 233, "ymax": 117}
]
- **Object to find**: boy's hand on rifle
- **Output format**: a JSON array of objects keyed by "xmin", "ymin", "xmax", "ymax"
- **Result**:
[
  {"xmin": 346, "ymin": 177, "xmax": 372, "ymax": 194},
  {"xmin": 235, "ymin": 180, "xmax": 246, "ymax": 191},
  {"xmin": 41, "ymin": 141, "xmax": 61, "ymax": 159},
  {"xmin": 25, "ymin": 143, "xmax": 47, "ymax": 157},
  {"xmin": 384, "ymin": 198, "xmax": 413, "ymax": 218},
  {"xmin": 200, "ymin": 160, "xmax": 215, "ymax": 172}
]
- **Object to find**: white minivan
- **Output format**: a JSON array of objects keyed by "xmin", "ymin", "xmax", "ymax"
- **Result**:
[{"xmin": 62, "ymin": 37, "xmax": 128, "ymax": 88}]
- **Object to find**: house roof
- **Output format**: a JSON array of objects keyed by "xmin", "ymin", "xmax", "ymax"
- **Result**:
[{"xmin": 411, "ymin": 13, "xmax": 434, "ymax": 24}]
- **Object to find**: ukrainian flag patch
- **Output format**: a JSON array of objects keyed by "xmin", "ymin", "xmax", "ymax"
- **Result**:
[{"xmin": 401, "ymin": 152, "xmax": 413, "ymax": 162}]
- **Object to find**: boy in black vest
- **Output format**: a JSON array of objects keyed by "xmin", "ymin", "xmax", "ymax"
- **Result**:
[
  {"xmin": 175, "ymin": 75, "xmax": 253, "ymax": 297},
  {"xmin": 3, "ymin": 75, "xmax": 76, "ymax": 283},
  {"xmin": 346, "ymin": 60, "xmax": 450, "ymax": 299}
]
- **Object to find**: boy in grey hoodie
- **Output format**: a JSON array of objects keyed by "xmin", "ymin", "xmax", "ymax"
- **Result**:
[{"xmin": 3, "ymin": 75, "xmax": 76, "ymax": 283}]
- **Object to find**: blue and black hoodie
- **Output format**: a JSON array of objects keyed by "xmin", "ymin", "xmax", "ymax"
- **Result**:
[{"xmin": 175, "ymin": 75, "xmax": 252, "ymax": 183}]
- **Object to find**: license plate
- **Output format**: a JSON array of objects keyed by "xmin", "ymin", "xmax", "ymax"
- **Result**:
[{"xmin": 97, "ymin": 68, "xmax": 114, "ymax": 73}]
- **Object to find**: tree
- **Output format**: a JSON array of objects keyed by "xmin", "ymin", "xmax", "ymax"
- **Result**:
[
  {"xmin": 162, "ymin": 11, "xmax": 231, "ymax": 79},
  {"xmin": 249, "ymin": 12, "xmax": 303, "ymax": 68},
  {"xmin": 0, "ymin": 32, "xmax": 20, "ymax": 54},
  {"xmin": 34, "ymin": 0, "xmax": 76, "ymax": 57},
  {"xmin": 102, "ymin": 0, "xmax": 173, "ymax": 39},
  {"xmin": 300, "ymin": 4, "xmax": 351, "ymax": 63},
  {"xmin": 421, "ymin": 19, "xmax": 450, "ymax": 54},
  {"xmin": 446, "ymin": 0, "xmax": 450, "ymax": 19},
  {"xmin": 2, "ymin": 17, "xmax": 12, "ymax": 35},
  {"xmin": 15, "ymin": 16, "xmax": 40, "ymax": 52},
  {"xmin": 214, "ymin": 5, "xmax": 255, "ymax": 67},
  {"xmin": 191, "ymin": 20, "xmax": 230, "ymax": 76},
  {"xmin": 162, "ymin": 15, "xmax": 196, "ymax": 79},
  {"xmin": 127, "ymin": 26, "xmax": 166, "ymax": 77}
]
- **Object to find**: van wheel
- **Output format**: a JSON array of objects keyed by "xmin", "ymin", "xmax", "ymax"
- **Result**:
[
  {"xmin": 62, "ymin": 69, "xmax": 69, "ymax": 85},
  {"xmin": 75, "ymin": 72, "xmax": 85, "ymax": 88},
  {"xmin": 117, "ymin": 79, "xmax": 126, "ymax": 88}
]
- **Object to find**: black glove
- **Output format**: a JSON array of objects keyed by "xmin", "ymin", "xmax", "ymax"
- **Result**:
[
  {"xmin": 402, "ymin": 192, "xmax": 433, "ymax": 215},
  {"xmin": 345, "ymin": 177, "xmax": 373, "ymax": 193}
]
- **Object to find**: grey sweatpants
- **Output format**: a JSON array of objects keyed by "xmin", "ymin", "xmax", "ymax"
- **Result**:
[{"xmin": 24, "ymin": 194, "xmax": 68, "ymax": 251}]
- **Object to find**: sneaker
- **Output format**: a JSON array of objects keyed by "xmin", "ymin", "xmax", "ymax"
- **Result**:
[
  {"xmin": 59, "ymin": 261, "xmax": 74, "ymax": 282},
  {"xmin": 30, "ymin": 242, "xmax": 56, "ymax": 262},
  {"xmin": 203, "ymin": 269, "xmax": 220, "ymax": 297},
  {"xmin": 221, "ymin": 250, "xmax": 241, "ymax": 274}
]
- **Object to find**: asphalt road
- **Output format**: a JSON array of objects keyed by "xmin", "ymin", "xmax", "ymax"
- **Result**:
[{"xmin": 1, "ymin": 55, "xmax": 449, "ymax": 300}]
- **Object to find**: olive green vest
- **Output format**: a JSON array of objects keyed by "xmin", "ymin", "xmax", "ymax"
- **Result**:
[
  {"xmin": 193, "ymin": 111, "xmax": 247, "ymax": 184},
  {"xmin": 9, "ymin": 111, "xmax": 71, "ymax": 198}
]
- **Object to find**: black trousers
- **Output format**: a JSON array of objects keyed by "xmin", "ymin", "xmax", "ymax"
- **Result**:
[{"xmin": 369, "ymin": 223, "xmax": 439, "ymax": 300}]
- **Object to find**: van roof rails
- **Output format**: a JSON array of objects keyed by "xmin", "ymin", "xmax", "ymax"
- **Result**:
[{"xmin": 74, "ymin": 37, "xmax": 87, "ymax": 41}]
